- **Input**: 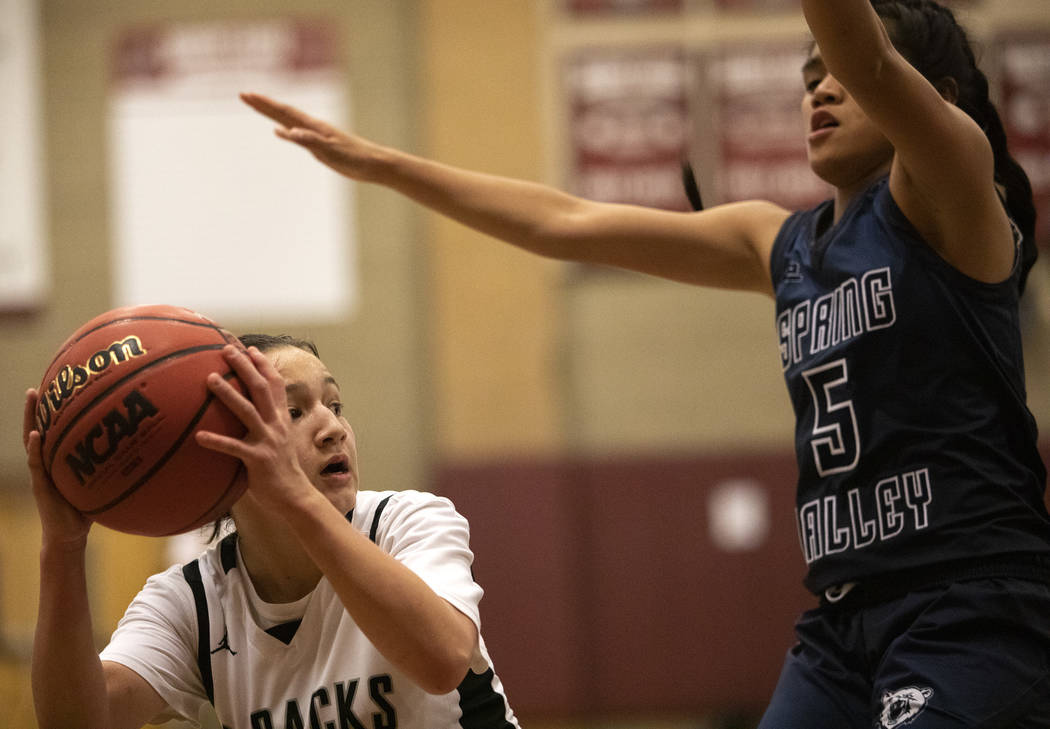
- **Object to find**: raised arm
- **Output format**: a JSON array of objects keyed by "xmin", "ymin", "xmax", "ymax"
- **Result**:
[
  {"xmin": 268, "ymin": 486, "xmax": 478, "ymax": 694},
  {"xmin": 197, "ymin": 347, "xmax": 477, "ymax": 694},
  {"xmin": 25, "ymin": 391, "xmax": 166, "ymax": 729},
  {"xmin": 801, "ymin": 0, "xmax": 1015, "ymax": 282},
  {"xmin": 241, "ymin": 93, "xmax": 788, "ymax": 296}
]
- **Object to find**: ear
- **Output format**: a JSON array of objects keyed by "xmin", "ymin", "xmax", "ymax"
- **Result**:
[{"xmin": 934, "ymin": 77, "xmax": 959, "ymax": 103}]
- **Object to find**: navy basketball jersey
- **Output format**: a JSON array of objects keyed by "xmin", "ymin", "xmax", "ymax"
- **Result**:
[{"xmin": 770, "ymin": 177, "xmax": 1049, "ymax": 594}]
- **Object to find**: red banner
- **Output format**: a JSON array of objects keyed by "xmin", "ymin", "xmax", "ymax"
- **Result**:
[
  {"xmin": 565, "ymin": 48, "xmax": 694, "ymax": 211},
  {"xmin": 709, "ymin": 44, "xmax": 830, "ymax": 210},
  {"xmin": 997, "ymin": 32, "xmax": 1050, "ymax": 249}
]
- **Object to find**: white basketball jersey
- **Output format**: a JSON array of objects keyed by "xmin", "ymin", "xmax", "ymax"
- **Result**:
[{"xmin": 100, "ymin": 490, "xmax": 520, "ymax": 729}]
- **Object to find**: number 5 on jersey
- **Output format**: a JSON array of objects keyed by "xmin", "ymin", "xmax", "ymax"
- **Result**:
[{"xmin": 802, "ymin": 358, "xmax": 860, "ymax": 476}]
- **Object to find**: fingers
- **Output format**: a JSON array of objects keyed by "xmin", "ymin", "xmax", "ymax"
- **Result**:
[
  {"xmin": 23, "ymin": 389, "xmax": 92, "ymax": 539},
  {"xmin": 23, "ymin": 388, "xmax": 40, "ymax": 451},
  {"xmin": 275, "ymin": 126, "xmax": 330, "ymax": 147},
  {"xmin": 25, "ymin": 419, "xmax": 57, "ymax": 494},
  {"xmin": 196, "ymin": 347, "xmax": 294, "ymax": 483},
  {"xmin": 240, "ymin": 91, "xmax": 294, "ymax": 125},
  {"xmin": 228, "ymin": 345, "xmax": 287, "ymax": 414},
  {"xmin": 205, "ymin": 370, "xmax": 265, "ymax": 430},
  {"xmin": 194, "ymin": 424, "xmax": 246, "ymax": 460},
  {"xmin": 23, "ymin": 390, "xmax": 54, "ymax": 482},
  {"xmin": 240, "ymin": 92, "xmax": 333, "ymax": 135},
  {"xmin": 26, "ymin": 429, "xmax": 45, "ymax": 471},
  {"xmin": 205, "ymin": 347, "xmax": 268, "ymax": 424},
  {"xmin": 244, "ymin": 346, "xmax": 284, "ymax": 386},
  {"xmin": 242, "ymin": 93, "xmax": 367, "ymax": 180},
  {"xmin": 197, "ymin": 346, "xmax": 288, "ymax": 455}
]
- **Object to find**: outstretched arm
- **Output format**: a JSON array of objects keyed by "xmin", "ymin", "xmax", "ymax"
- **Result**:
[
  {"xmin": 241, "ymin": 93, "xmax": 787, "ymax": 296},
  {"xmin": 802, "ymin": 0, "xmax": 1014, "ymax": 282}
]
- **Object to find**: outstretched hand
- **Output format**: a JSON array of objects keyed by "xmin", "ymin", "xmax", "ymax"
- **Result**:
[
  {"xmin": 23, "ymin": 389, "xmax": 92, "ymax": 547},
  {"xmin": 195, "ymin": 346, "xmax": 313, "ymax": 512},
  {"xmin": 240, "ymin": 92, "xmax": 384, "ymax": 183}
]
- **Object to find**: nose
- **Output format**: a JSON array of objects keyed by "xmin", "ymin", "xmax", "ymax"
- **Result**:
[
  {"xmin": 811, "ymin": 74, "xmax": 842, "ymax": 106},
  {"xmin": 314, "ymin": 408, "xmax": 347, "ymax": 446}
]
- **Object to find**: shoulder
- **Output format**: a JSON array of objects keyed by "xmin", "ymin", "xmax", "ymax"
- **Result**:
[
  {"xmin": 888, "ymin": 164, "xmax": 1016, "ymax": 284},
  {"xmin": 359, "ymin": 489, "xmax": 461, "ymax": 519},
  {"xmin": 714, "ymin": 199, "xmax": 793, "ymax": 242},
  {"xmin": 888, "ymin": 111, "xmax": 1015, "ymax": 284},
  {"xmin": 768, "ymin": 198, "xmax": 831, "ymax": 274},
  {"xmin": 358, "ymin": 490, "xmax": 470, "ymax": 551},
  {"xmin": 137, "ymin": 539, "xmax": 244, "ymax": 623},
  {"xmin": 136, "ymin": 562, "xmax": 198, "ymax": 611},
  {"xmin": 735, "ymin": 199, "xmax": 799, "ymax": 265},
  {"xmin": 100, "ymin": 561, "xmax": 214, "ymax": 724},
  {"xmin": 101, "ymin": 562, "xmax": 199, "ymax": 658}
]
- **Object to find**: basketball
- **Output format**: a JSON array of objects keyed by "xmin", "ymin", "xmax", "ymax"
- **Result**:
[{"xmin": 35, "ymin": 304, "xmax": 249, "ymax": 537}]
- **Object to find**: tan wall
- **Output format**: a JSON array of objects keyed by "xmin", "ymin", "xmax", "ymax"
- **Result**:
[{"xmin": 420, "ymin": 0, "xmax": 567, "ymax": 458}]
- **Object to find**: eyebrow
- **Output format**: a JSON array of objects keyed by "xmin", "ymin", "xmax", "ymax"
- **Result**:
[
  {"xmin": 801, "ymin": 55, "xmax": 825, "ymax": 75},
  {"xmin": 284, "ymin": 376, "xmax": 340, "ymax": 395}
]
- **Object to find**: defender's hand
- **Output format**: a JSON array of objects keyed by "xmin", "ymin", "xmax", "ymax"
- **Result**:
[{"xmin": 241, "ymin": 92, "xmax": 385, "ymax": 183}]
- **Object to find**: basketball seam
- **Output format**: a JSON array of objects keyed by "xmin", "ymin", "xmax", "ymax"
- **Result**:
[
  {"xmin": 43, "ymin": 343, "xmax": 234, "ymax": 471},
  {"xmin": 41, "ymin": 316, "xmax": 233, "ymax": 380}
]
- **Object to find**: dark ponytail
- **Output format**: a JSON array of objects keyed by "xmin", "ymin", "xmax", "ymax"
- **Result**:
[{"xmin": 871, "ymin": 0, "xmax": 1038, "ymax": 295}]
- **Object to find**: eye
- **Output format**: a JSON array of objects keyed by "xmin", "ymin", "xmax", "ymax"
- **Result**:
[
  {"xmin": 329, "ymin": 402, "xmax": 343, "ymax": 417},
  {"xmin": 288, "ymin": 407, "xmax": 303, "ymax": 420},
  {"xmin": 805, "ymin": 77, "xmax": 822, "ymax": 93}
]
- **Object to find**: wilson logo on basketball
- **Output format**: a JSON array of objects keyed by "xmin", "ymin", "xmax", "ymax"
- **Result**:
[
  {"xmin": 36, "ymin": 336, "xmax": 148, "ymax": 436},
  {"xmin": 65, "ymin": 389, "xmax": 159, "ymax": 486}
]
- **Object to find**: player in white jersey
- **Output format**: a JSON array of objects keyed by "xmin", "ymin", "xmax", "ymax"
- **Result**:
[{"xmin": 25, "ymin": 334, "xmax": 519, "ymax": 729}]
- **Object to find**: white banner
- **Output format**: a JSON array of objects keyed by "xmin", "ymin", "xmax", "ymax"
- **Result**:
[
  {"xmin": 108, "ymin": 19, "xmax": 354, "ymax": 324},
  {"xmin": 0, "ymin": 0, "xmax": 47, "ymax": 310}
]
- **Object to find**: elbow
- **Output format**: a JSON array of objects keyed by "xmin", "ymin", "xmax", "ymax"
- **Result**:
[
  {"xmin": 419, "ymin": 665, "xmax": 470, "ymax": 696},
  {"xmin": 417, "ymin": 630, "xmax": 477, "ymax": 695},
  {"xmin": 527, "ymin": 210, "xmax": 600, "ymax": 264},
  {"xmin": 519, "ymin": 226, "xmax": 577, "ymax": 263}
]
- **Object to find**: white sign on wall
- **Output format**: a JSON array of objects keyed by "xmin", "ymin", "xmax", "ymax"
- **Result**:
[
  {"xmin": 0, "ymin": 0, "xmax": 48, "ymax": 310},
  {"xmin": 109, "ymin": 19, "xmax": 354, "ymax": 324}
]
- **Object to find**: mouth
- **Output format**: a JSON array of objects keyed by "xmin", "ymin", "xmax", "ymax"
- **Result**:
[
  {"xmin": 810, "ymin": 111, "xmax": 839, "ymax": 135},
  {"xmin": 320, "ymin": 455, "xmax": 351, "ymax": 478}
]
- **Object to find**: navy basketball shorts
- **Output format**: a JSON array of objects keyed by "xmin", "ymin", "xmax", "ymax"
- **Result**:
[{"xmin": 756, "ymin": 577, "xmax": 1050, "ymax": 729}]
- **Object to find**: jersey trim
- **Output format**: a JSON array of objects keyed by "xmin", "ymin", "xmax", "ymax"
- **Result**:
[
  {"xmin": 180, "ymin": 559, "xmax": 215, "ymax": 705},
  {"xmin": 182, "ymin": 498, "xmax": 397, "ymax": 709},
  {"xmin": 219, "ymin": 533, "xmax": 237, "ymax": 573},
  {"xmin": 458, "ymin": 668, "xmax": 515, "ymax": 729},
  {"xmin": 369, "ymin": 494, "xmax": 392, "ymax": 542}
]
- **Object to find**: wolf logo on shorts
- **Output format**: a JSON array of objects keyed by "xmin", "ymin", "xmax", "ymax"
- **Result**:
[{"xmin": 878, "ymin": 686, "xmax": 933, "ymax": 729}]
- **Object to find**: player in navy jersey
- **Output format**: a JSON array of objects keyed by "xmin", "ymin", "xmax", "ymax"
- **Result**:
[
  {"xmin": 24, "ymin": 335, "xmax": 520, "ymax": 729},
  {"xmin": 240, "ymin": 1, "xmax": 1048, "ymax": 726}
]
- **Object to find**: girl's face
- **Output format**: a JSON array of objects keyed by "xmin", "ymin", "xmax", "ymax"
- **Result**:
[
  {"xmin": 268, "ymin": 345, "xmax": 359, "ymax": 514},
  {"xmin": 801, "ymin": 48, "xmax": 896, "ymax": 191}
]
